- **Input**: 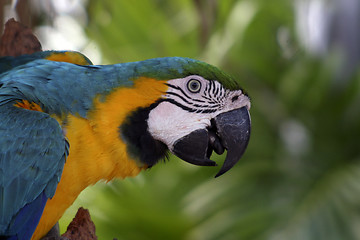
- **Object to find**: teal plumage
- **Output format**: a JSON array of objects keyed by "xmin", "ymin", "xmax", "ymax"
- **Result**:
[
  {"xmin": 0, "ymin": 50, "xmax": 247, "ymax": 240},
  {"xmin": 0, "ymin": 102, "xmax": 68, "ymax": 239},
  {"xmin": 0, "ymin": 55, "xmax": 239, "ymax": 118},
  {"xmin": 0, "ymin": 51, "xmax": 93, "ymax": 75}
]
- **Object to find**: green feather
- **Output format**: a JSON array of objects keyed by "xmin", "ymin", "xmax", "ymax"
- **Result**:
[{"xmin": 134, "ymin": 57, "xmax": 240, "ymax": 90}]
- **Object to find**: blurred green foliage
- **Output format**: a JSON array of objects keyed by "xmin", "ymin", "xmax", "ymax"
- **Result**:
[{"xmin": 59, "ymin": 0, "xmax": 360, "ymax": 239}]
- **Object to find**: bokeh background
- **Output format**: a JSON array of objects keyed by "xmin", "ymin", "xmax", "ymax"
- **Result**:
[{"xmin": 2, "ymin": 0, "xmax": 360, "ymax": 239}]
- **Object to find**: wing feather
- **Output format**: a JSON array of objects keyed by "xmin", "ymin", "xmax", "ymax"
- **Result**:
[{"xmin": 0, "ymin": 103, "xmax": 67, "ymax": 236}]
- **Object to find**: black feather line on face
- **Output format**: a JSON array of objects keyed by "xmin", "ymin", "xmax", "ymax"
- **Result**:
[
  {"xmin": 165, "ymin": 80, "xmax": 224, "ymax": 112},
  {"xmin": 165, "ymin": 83, "xmax": 206, "ymax": 103},
  {"xmin": 162, "ymin": 98, "xmax": 218, "ymax": 113},
  {"xmin": 119, "ymin": 100, "xmax": 169, "ymax": 167},
  {"xmin": 165, "ymin": 92, "xmax": 220, "ymax": 109}
]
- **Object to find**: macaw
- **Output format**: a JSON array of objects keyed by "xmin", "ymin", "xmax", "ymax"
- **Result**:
[{"xmin": 0, "ymin": 51, "xmax": 251, "ymax": 240}]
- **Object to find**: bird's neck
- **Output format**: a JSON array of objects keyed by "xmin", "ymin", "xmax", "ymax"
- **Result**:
[{"xmin": 32, "ymin": 77, "xmax": 168, "ymax": 240}]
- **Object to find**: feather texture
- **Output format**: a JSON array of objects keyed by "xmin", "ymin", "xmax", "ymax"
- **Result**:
[
  {"xmin": 0, "ymin": 103, "xmax": 67, "ymax": 239},
  {"xmin": 0, "ymin": 51, "xmax": 239, "ymax": 239}
]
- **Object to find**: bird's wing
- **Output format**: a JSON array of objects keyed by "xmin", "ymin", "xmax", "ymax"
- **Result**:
[
  {"xmin": 0, "ymin": 101, "xmax": 68, "ymax": 239},
  {"xmin": 0, "ymin": 50, "xmax": 92, "ymax": 74}
]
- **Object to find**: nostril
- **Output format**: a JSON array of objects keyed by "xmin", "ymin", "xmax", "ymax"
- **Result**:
[{"xmin": 231, "ymin": 95, "xmax": 239, "ymax": 102}]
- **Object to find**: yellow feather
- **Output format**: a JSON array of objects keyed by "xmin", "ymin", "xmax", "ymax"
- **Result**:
[
  {"xmin": 45, "ymin": 51, "xmax": 91, "ymax": 65},
  {"xmin": 14, "ymin": 100, "xmax": 43, "ymax": 112},
  {"xmin": 32, "ymin": 77, "xmax": 168, "ymax": 240}
]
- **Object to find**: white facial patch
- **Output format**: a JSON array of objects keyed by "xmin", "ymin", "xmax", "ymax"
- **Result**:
[{"xmin": 148, "ymin": 101, "xmax": 211, "ymax": 149}]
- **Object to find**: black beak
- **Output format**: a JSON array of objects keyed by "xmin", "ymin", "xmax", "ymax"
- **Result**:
[{"xmin": 172, "ymin": 107, "xmax": 251, "ymax": 177}]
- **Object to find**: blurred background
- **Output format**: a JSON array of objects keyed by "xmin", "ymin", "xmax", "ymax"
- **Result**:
[{"xmin": 1, "ymin": 0, "xmax": 360, "ymax": 239}]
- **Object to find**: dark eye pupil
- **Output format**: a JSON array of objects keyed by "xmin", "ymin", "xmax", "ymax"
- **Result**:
[
  {"xmin": 191, "ymin": 82, "xmax": 198, "ymax": 89},
  {"xmin": 188, "ymin": 79, "xmax": 201, "ymax": 93}
]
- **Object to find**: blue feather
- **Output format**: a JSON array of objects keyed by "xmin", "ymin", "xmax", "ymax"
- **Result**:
[
  {"xmin": 2, "ymin": 192, "xmax": 47, "ymax": 240},
  {"xmin": 0, "ymin": 103, "xmax": 67, "ymax": 239},
  {"xmin": 0, "ymin": 51, "xmax": 92, "ymax": 75},
  {"xmin": 0, "ymin": 56, "xmax": 237, "ymax": 118},
  {"xmin": 0, "ymin": 51, "xmax": 238, "ymax": 239}
]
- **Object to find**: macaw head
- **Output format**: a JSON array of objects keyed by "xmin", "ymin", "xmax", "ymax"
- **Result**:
[{"xmin": 120, "ymin": 57, "xmax": 251, "ymax": 177}]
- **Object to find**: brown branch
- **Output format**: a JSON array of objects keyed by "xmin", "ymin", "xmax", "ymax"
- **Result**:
[
  {"xmin": 61, "ymin": 208, "xmax": 97, "ymax": 240},
  {"xmin": 0, "ymin": 18, "xmax": 41, "ymax": 57}
]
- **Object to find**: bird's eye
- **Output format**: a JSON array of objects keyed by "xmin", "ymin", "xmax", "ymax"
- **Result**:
[{"xmin": 187, "ymin": 79, "xmax": 201, "ymax": 93}]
